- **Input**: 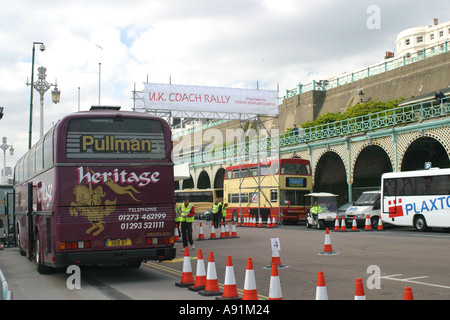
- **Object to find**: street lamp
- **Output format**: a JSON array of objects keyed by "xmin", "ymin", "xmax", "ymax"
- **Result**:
[
  {"xmin": 1, "ymin": 137, "xmax": 14, "ymax": 184},
  {"xmin": 28, "ymin": 41, "xmax": 45, "ymax": 150},
  {"xmin": 27, "ymin": 66, "xmax": 60, "ymax": 140}
]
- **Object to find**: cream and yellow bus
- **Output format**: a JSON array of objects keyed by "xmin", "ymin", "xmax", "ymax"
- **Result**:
[
  {"xmin": 223, "ymin": 158, "xmax": 312, "ymax": 224},
  {"xmin": 174, "ymin": 188, "xmax": 224, "ymax": 220}
]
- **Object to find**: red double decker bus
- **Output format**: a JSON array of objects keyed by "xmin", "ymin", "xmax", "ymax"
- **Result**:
[
  {"xmin": 14, "ymin": 107, "xmax": 176, "ymax": 273},
  {"xmin": 223, "ymin": 158, "xmax": 312, "ymax": 225}
]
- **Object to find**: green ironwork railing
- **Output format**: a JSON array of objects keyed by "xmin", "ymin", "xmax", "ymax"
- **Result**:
[
  {"xmin": 174, "ymin": 100, "xmax": 449, "ymax": 166},
  {"xmin": 283, "ymin": 42, "xmax": 449, "ymax": 100}
]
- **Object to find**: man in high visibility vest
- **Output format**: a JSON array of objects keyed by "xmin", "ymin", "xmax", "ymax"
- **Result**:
[
  {"xmin": 310, "ymin": 201, "xmax": 323, "ymax": 223},
  {"xmin": 174, "ymin": 205, "xmax": 182, "ymax": 237},
  {"xmin": 222, "ymin": 203, "xmax": 229, "ymax": 224},
  {"xmin": 181, "ymin": 197, "xmax": 195, "ymax": 249},
  {"xmin": 212, "ymin": 198, "xmax": 222, "ymax": 228}
]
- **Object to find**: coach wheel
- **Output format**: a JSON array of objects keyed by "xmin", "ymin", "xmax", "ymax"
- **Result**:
[
  {"xmin": 35, "ymin": 237, "xmax": 53, "ymax": 274},
  {"xmin": 414, "ymin": 215, "xmax": 429, "ymax": 232}
]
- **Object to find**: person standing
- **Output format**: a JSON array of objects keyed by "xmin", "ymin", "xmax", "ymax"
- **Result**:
[
  {"xmin": 221, "ymin": 203, "xmax": 229, "ymax": 225},
  {"xmin": 212, "ymin": 198, "xmax": 222, "ymax": 228},
  {"xmin": 180, "ymin": 197, "xmax": 195, "ymax": 249}
]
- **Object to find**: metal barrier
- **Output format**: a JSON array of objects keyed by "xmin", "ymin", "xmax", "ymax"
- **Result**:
[{"xmin": 0, "ymin": 268, "xmax": 12, "ymax": 300}]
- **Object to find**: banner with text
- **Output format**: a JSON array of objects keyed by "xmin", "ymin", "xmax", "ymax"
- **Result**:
[{"xmin": 144, "ymin": 83, "xmax": 279, "ymax": 118}]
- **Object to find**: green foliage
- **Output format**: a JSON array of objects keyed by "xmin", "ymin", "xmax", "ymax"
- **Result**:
[{"xmin": 300, "ymin": 98, "xmax": 405, "ymax": 129}]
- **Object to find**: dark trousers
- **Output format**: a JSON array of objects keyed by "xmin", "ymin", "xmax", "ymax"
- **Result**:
[
  {"xmin": 213, "ymin": 213, "xmax": 221, "ymax": 228},
  {"xmin": 181, "ymin": 221, "xmax": 193, "ymax": 248}
]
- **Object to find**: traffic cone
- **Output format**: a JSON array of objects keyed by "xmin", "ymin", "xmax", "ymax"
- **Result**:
[
  {"xmin": 334, "ymin": 216, "xmax": 340, "ymax": 231},
  {"xmin": 258, "ymin": 217, "xmax": 263, "ymax": 227},
  {"xmin": 350, "ymin": 216, "xmax": 359, "ymax": 232},
  {"xmin": 242, "ymin": 257, "xmax": 258, "ymax": 300},
  {"xmin": 364, "ymin": 215, "xmax": 373, "ymax": 231},
  {"xmin": 189, "ymin": 249, "xmax": 206, "ymax": 291},
  {"xmin": 219, "ymin": 223, "xmax": 228, "ymax": 239},
  {"xmin": 243, "ymin": 216, "xmax": 248, "ymax": 227},
  {"xmin": 376, "ymin": 217, "xmax": 385, "ymax": 231},
  {"xmin": 267, "ymin": 216, "xmax": 272, "ymax": 228},
  {"xmin": 252, "ymin": 217, "xmax": 257, "ymax": 227},
  {"xmin": 268, "ymin": 264, "xmax": 282, "ymax": 300},
  {"xmin": 196, "ymin": 222, "xmax": 206, "ymax": 241},
  {"xmin": 354, "ymin": 278, "xmax": 366, "ymax": 300},
  {"xmin": 237, "ymin": 216, "xmax": 242, "ymax": 227},
  {"xmin": 198, "ymin": 252, "xmax": 222, "ymax": 296},
  {"xmin": 208, "ymin": 221, "xmax": 218, "ymax": 240},
  {"xmin": 319, "ymin": 228, "xmax": 338, "ymax": 255},
  {"xmin": 315, "ymin": 271, "xmax": 328, "ymax": 300},
  {"xmin": 216, "ymin": 255, "xmax": 241, "ymax": 300},
  {"xmin": 404, "ymin": 287, "xmax": 414, "ymax": 300},
  {"xmin": 230, "ymin": 221, "xmax": 239, "ymax": 238},
  {"xmin": 265, "ymin": 248, "xmax": 287, "ymax": 269},
  {"xmin": 174, "ymin": 225, "xmax": 181, "ymax": 242},
  {"xmin": 340, "ymin": 216, "xmax": 347, "ymax": 232},
  {"xmin": 175, "ymin": 247, "xmax": 194, "ymax": 287},
  {"xmin": 225, "ymin": 222, "xmax": 230, "ymax": 237}
]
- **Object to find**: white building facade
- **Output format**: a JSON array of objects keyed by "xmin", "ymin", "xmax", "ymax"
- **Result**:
[{"xmin": 396, "ymin": 18, "xmax": 450, "ymax": 57}]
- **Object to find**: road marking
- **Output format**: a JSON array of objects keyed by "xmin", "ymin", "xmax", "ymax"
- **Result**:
[{"xmin": 381, "ymin": 274, "xmax": 450, "ymax": 289}]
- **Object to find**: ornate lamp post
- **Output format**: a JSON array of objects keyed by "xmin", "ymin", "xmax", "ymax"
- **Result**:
[
  {"xmin": 0, "ymin": 137, "xmax": 14, "ymax": 184},
  {"xmin": 27, "ymin": 66, "xmax": 60, "ymax": 140}
]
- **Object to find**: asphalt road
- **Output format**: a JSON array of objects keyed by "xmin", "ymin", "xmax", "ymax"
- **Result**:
[{"xmin": 2, "ymin": 221, "xmax": 450, "ymax": 301}]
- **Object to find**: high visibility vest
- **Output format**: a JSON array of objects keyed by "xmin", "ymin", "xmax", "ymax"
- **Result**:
[
  {"xmin": 174, "ymin": 206, "xmax": 182, "ymax": 222},
  {"xmin": 181, "ymin": 203, "xmax": 194, "ymax": 223},
  {"xmin": 212, "ymin": 202, "xmax": 222, "ymax": 214},
  {"xmin": 311, "ymin": 205, "xmax": 323, "ymax": 214},
  {"xmin": 222, "ymin": 204, "xmax": 228, "ymax": 217}
]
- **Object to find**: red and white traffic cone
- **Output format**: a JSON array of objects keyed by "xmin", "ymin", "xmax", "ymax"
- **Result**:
[
  {"xmin": 196, "ymin": 222, "xmax": 206, "ymax": 241},
  {"xmin": 237, "ymin": 216, "xmax": 242, "ymax": 227},
  {"xmin": 174, "ymin": 225, "xmax": 181, "ymax": 242},
  {"xmin": 252, "ymin": 217, "xmax": 257, "ymax": 227},
  {"xmin": 267, "ymin": 216, "xmax": 272, "ymax": 228},
  {"xmin": 198, "ymin": 252, "xmax": 222, "ymax": 296},
  {"xmin": 319, "ymin": 228, "xmax": 338, "ymax": 255},
  {"xmin": 242, "ymin": 257, "xmax": 258, "ymax": 300},
  {"xmin": 189, "ymin": 249, "xmax": 206, "ymax": 291},
  {"xmin": 376, "ymin": 217, "xmax": 385, "ymax": 231},
  {"xmin": 219, "ymin": 223, "xmax": 228, "ymax": 239},
  {"xmin": 265, "ymin": 248, "xmax": 287, "ymax": 269},
  {"xmin": 217, "ymin": 255, "xmax": 241, "ymax": 300},
  {"xmin": 208, "ymin": 221, "xmax": 218, "ymax": 240},
  {"xmin": 175, "ymin": 247, "xmax": 194, "ymax": 287},
  {"xmin": 225, "ymin": 222, "xmax": 230, "ymax": 237},
  {"xmin": 340, "ymin": 216, "xmax": 347, "ymax": 232},
  {"xmin": 258, "ymin": 217, "xmax": 263, "ymax": 227},
  {"xmin": 230, "ymin": 221, "xmax": 239, "ymax": 238},
  {"xmin": 350, "ymin": 216, "xmax": 359, "ymax": 232},
  {"xmin": 268, "ymin": 264, "xmax": 282, "ymax": 300},
  {"xmin": 364, "ymin": 215, "xmax": 373, "ymax": 231},
  {"xmin": 315, "ymin": 271, "xmax": 328, "ymax": 300},
  {"xmin": 334, "ymin": 216, "xmax": 340, "ymax": 231},
  {"xmin": 404, "ymin": 286, "xmax": 414, "ymax": 300},
  {"xmin": 354, "ymin": 278, "xmax": 366, "ymax": 300}
]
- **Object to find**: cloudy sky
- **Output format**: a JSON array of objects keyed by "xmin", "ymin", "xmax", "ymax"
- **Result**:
[{"xmin": 0, "ymin": 0, "xmax": 449, "ymax": 167}]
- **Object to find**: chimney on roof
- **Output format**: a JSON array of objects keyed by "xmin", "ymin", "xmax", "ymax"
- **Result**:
[{"xmin": 433, "ymin": 18, "xmax": 439, "ymax": 26}]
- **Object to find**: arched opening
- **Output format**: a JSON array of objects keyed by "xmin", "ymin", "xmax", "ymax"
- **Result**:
[
  {"xmin": 214, "ymin": 168, "xmax": 225, "ymax": 189},
  {"xmin": 353, "ymin": 145, "xmax": 392, "ymax": 199},
  {"xmin": 197, "ymin": 171, "xmax": 211, "ymax": 189},
  {"xmin": 314, "ymin": 151, "xmax": 347, "ymax": 204},
  {"xmin": 402, "ymin": 137, "xmax": 449, "ymax": 171},
  {"xmin": 182, "ymin": 175, "xmax": 194, "ymax": 189}
]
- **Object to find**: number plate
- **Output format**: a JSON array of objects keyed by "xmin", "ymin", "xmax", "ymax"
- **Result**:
[{"xmin": 106, "ymin": 238, "xmax": 132, "ymax": 247}]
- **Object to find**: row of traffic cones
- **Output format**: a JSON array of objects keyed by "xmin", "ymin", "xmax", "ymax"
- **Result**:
[
  {"xmin": 238, "ymin": 216, "xmax": 278, "ymax": 228},
  {"xmin": 199, "ymin": 221, "xmax": 240, "ymax": 240},
  {"xmin": 333, "ymin": 215, "xmax": 385, "ymax": 232},
  {"xmin": 319, "ymin": 273, "xmax": 415, "ymax": 300},
  {"xmin": 176, "ymin": 247, "xmax": 283, "ymax": 300}
]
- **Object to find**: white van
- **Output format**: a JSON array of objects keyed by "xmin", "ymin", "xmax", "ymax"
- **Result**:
[{"xmin": 345, "ymin": 191, "xmax": 381, "ymax": 229}]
